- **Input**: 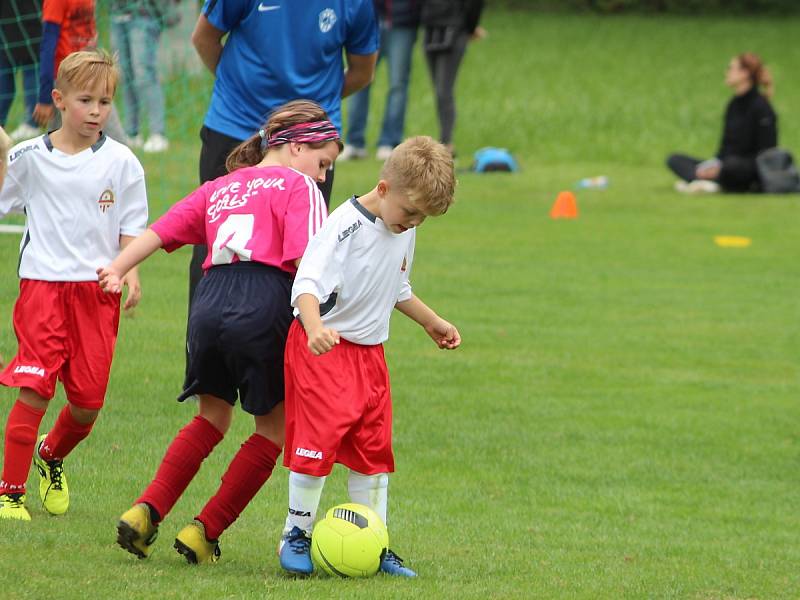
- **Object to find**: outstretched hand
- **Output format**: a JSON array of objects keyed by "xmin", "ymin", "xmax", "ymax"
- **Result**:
[{"xmin": 424, "ymin": 318, "xmax": 461, "ymax": 350}]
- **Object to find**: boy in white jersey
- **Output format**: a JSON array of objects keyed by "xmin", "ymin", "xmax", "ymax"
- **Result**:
[
  {"xmin": 0, "ymin": 49, "xmax": 148, "ymax": 522},
  {"xmin": 279, "ymin": 136, "xmax": 461, "ymax": 577}
]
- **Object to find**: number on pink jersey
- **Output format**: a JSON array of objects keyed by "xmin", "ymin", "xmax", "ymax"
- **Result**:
[{"xmin": 211, "ymin": 214, "xmax": 255, "ymax": 264}]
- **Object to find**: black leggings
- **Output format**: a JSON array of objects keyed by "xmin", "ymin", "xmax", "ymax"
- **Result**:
[
  {"xmin": 666, "ymin": 153, "xmax": 703, "ymax": 183},
  {"xmin": 424, "ymin": 30, "xmax": 469, "ymax": 146},
  {"xmin": 666, "ymin": 152, "xmax": 759, "ymax": 192}
]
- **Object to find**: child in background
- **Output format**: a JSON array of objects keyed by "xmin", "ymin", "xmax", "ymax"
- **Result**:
[
  {"xmin": 278, "ymin": 135, "xmax": 461, "ymax": 577},
  {"xmin": 33, "ymin": 0, "xmax": 128, "ymax": 143},
  {"xmin": 98, "ymin": 100, "xmax": 339, "ymax": 564},
  {"xmin": 0, "ymin": 48, "xmax": 147, "ymax": 522}
]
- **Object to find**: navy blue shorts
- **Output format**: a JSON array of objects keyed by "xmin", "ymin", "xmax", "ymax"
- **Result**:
[{"xmin": 179, "ymin": 262, "xmax": 293, "ymax": 416}]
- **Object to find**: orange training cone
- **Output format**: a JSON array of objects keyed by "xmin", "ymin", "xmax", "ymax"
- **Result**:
[{"xmin": 550, "ymin": 191, "xmax": 578, "ymax": 219}]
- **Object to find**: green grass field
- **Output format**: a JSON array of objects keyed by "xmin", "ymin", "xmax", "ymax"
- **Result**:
[{"xmin": 2, "ymin": 9, "xmax": 800, "ymax": 599}]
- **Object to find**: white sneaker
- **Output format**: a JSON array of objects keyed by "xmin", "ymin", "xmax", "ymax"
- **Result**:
[
  {"xmin": 338, "ymin": 145, "xmax": 367, "ymax": 161},
  {"xmin": 9, "ymin": 122, "xmax": 40, "ymax": 141},
  {"xmin": 127, "ymin": 134, "xmax": 144, "ymax": 149},
  {"xmin": 143, "ymin": 134, "xmax": 169, "ymax": 153},
  {"xmin": 674, "ymin": 180, "xmax": 690, "ymax": 193},
  {"xmin": 375, "ymin": 145, "xmax": 393, "ymax": 161},
  {"xmin": 677, "ymin": 179, "xmax": 720, "ymax": 194}
]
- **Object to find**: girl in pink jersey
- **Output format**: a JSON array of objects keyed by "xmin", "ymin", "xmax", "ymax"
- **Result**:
[{"xmin": 97, "ymin": 100, "xmax": 341, "ymax": 564}]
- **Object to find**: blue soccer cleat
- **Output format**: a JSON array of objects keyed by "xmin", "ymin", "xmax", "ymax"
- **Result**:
[
  {"xmin": 380, "ymin": 549, "xmax": 417, "ymax": 577},
  {"xmin": 279, "ymin": 526, "xmax": 313, "ymax": 575}
]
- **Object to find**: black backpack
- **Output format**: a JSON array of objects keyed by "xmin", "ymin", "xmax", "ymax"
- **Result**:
[{"xmin": 756, "ymin": 148, "xmax": 800, "ymax": 193}]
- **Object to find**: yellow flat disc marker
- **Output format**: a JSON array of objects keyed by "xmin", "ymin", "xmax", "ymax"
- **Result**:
[{"xmin": 714, "ymin": 236, "xmax": 752, "ymax": 248}]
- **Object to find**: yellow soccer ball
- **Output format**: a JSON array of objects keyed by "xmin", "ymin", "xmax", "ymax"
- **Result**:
[{"xmin": 311, "ymin": 503, "xmax": 389, "ymax": 577}]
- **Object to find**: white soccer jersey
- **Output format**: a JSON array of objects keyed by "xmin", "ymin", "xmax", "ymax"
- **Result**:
[
  {"xmin": 291, "ymin": 196, "xmax": 415, "ymax": 345},
  {"xmin": 0, "ymin": 133, "xmax": 148, "ymax": 281}
]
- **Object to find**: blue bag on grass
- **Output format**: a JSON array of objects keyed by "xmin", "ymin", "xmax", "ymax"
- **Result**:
[{"xmin": 471, "ymin": 147, "xmax": 518, "ymax": 173}]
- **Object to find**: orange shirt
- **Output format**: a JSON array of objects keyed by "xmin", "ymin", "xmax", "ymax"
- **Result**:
[{"xmin": 42, "ymin": 0, "xmax": 97, "ymax": 74}]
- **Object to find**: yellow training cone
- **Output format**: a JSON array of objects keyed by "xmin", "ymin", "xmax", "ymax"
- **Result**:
[{"xmin": 714, "ymin": 236, "xmax": 751, "ymax": 248}]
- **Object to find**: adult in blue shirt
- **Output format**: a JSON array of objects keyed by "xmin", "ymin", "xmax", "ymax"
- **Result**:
[{"xmin": 186, "ymin": 0, "xmax": 379, "ymax": 372}]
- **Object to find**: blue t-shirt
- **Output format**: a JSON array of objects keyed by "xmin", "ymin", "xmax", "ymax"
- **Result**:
[{"xmin": 202, "ymin": 0, "xmax": 379, "ymax": 140}]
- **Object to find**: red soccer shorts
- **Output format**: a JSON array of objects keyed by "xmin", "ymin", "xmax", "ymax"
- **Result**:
[
  {"xmin": 283, "ymin": 320, "xmax": 395, "ymax": 477},
  {"xmin": 0, "ymin": 279, "xmax": 121, "ymax": 409}
]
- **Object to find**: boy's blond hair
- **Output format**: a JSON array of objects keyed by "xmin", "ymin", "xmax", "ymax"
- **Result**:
[
  {"xmin": 56, "ymin": 48, "xmax": 119, "ymax": 95},
  {"xmin": 381, "ymin": 136, "xmax": 456, "ymax": 216}
]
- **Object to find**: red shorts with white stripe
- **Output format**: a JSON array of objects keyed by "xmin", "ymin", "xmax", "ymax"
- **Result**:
[
  {"xmin": 283, "ymin": 319, "xmax": 395, "ymax": 477},
  {"xmin": 0, "ymin": 279, "xmax": 121, "ymax": 408}
]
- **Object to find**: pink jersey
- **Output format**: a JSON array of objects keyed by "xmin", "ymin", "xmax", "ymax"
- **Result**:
[{"xmin": 151, "ymin": 165, "xmax": 327, "ymax": 274}]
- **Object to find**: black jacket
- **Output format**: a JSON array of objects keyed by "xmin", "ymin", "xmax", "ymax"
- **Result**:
[
  {"xmin": 717, "ymin": 86, "xmax": 777, "ymax": 159},
  {"xmin": 420, "ymin": 0, "xmax": 483, "ymax": 35}
]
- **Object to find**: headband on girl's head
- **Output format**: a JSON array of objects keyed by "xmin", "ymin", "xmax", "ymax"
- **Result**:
[{"xmin": 267, "ymin": 120, "xmax": 339, "ymax": 148}]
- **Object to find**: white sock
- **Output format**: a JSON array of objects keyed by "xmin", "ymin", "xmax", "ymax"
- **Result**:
[
  {"xmin": 347, "ymin": 470, "xmax": 389, "ymax": 526},
  {"xmin": 284, "ymin": 471, "xmax": 326, "ymax": 535}
]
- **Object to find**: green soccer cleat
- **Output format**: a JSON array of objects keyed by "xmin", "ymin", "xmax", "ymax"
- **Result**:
[
  {"xmin": 0, "ymin": 493, "xmax": 31, "ymax": 521},
  {"xmin": 174, "ymin": 520, "xmax": 221, "ymax": 564},
  {"xmin": 34, "ymin": 434, "xmax": 69, "ymax": 515},
  {"xmin": 117, "ymin": 503, "xmax": 159, "ymax": 559}
]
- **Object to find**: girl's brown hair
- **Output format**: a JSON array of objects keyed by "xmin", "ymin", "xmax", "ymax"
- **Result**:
[
  {"xmin": 225, "ymin": 99, "xmax": 343, "ymax": 172},
  {"xmin": 737, "ymin": 52, "xmax": 774, "ymax": 98}
]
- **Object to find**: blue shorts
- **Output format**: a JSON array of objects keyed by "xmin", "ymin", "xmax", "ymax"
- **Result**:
[{"xmin": 179, "ymin": 262, "xmax": 293, "ymax": 416}]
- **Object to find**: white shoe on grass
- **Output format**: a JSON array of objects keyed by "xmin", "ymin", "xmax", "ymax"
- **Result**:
[
  {"xmin": 127, "ymin": 134, "xmax": 144, "ymax": 149},
  {"xmin": 9, "ymin": 122, "xmax": 39, "ymax": 141},
  {"xmin": 338, "ymin": 145, "xmax": 367, "ymax": 161},
  {"xmin": 143, "ymin": 134, "xmax": 169, "ymax": 153},
  {"xmin": 674, "ymin": 179, "xmax": 720, "ymax": 194},
  {"xmin": 375, "ymin": 145, "xmax": 393, "ymax": 161}
]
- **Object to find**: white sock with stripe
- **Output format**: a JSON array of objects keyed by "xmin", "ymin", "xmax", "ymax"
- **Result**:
[
  {"xmin": 347, "ymin": 470, "xmax": 389, "ymax": 526},
  {"xmin": 283, "ymin": 471, "xmax": 326, "ymax": 535}
]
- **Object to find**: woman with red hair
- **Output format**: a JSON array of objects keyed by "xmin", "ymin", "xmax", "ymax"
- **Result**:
[{"xmin": 667, "ymin": 52, "xmax": 777, "ymax": 193}]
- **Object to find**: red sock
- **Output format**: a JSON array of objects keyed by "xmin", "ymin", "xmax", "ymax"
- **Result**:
[
  {"xmin": 40, "ymin": 405, "xmax": 94, "ymax": 461},
  {"xmin": 196, "ymin": 434, "xmax": 281, "ymax": 540},
  {"xmin": 137, "ymin": 415, "xmax": 223, "ymax": 522},
  {"xmin": 0, "ymin": 400, "xmax": 46, "ymax": 495}
]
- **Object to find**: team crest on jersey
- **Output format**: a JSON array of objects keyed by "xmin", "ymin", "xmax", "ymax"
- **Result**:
[
  {"xmin": 319, "ymin": 8, "xmax": 336, "ymax": 32},
  {"xmin": 98, "ymin": 189, "xmax": 115, "ymax": 213}
]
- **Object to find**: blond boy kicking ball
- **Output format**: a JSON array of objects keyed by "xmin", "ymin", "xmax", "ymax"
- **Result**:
[
  {"xmin": 279, "ymin": 136, "xmax": 461, "ymax": 577},
  {"xmin": 0, "ymin": 49, "xmax": 147, "ymax": 521}
]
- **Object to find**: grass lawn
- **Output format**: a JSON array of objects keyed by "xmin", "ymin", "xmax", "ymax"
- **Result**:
[{"xmin": 1, "ymin": 9, "xmax": 799, "ymax": 599}]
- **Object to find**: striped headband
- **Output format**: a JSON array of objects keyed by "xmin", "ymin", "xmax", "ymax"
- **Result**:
[{"xmin": 262, "ymin": 120, "xmax": 340, "ymax": 149}]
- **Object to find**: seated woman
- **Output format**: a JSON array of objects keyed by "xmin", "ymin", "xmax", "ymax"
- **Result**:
[{"xmin": 667, "ymin": 52, "xmax": 777, "ymax": 193}]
